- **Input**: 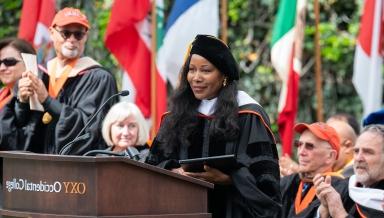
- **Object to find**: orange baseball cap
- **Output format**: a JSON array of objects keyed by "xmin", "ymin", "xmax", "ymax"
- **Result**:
[
  {"xmin": 51, "ymin": 7, "xmax": 90, "ymax": 29},
  {"xmin": 294, "ymin": 122, "xmax": 340, "ymax": 158}
]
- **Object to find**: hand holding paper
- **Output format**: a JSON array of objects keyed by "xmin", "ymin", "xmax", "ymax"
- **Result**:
[{"xmin": 21, "ymin": 53, "xmax": 44, "ymax": 111}]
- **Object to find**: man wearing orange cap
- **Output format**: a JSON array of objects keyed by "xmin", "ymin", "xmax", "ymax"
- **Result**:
[
  {"xmin": 14, "ymin": 7, "xmax": 117, "ymax": 154},
  {"xmin": 278, "ymin": 122, "xmax": 348, "ymax": 217}
]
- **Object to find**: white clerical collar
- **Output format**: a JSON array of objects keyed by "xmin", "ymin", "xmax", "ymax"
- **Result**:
[
  {"xmin": 349, "ymin": 175, "xmax": 384, "ymax": 211},
  {"xmin": 197, "ymin": 91, "xmax": 260, "ymax": 116},
  {"xmin": 198, "ymin": 98, "xmax": 217, "ymax": 116}
]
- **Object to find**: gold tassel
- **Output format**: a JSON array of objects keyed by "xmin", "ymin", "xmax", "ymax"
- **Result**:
[{"xmin": 183, "ymin": 42, "xmax": 193, "ymax": 64}]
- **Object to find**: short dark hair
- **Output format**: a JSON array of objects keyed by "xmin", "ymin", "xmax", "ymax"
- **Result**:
[{"xmin": 0, "ymin": 37, "xmax": 36, "ymax": 55}]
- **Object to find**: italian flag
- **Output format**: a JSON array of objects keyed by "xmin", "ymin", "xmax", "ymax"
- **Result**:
[
  {"xmin": 271, "ymin": 0, "xmax": 306, "ymax": 156},
  {"xmin": 353, "ymin": 0, "xmax": 384, "ymax": 117}
]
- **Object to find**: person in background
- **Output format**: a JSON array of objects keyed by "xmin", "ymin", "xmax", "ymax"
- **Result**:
[
  {"xmin": 0, "ymin": 37, "xmax": 35, "ymax": 110},
  {"xmin": 280, "ymin": 113, "xmax": 359, "ymax": 178},
  {"xmin": 327, "ymin": 113, "xmax": 360, "ymax": 136},
  {"xmin": 279, "ymin": 122, "xmax": 347, "ymax": 218},
  {"xmin": 101, "ymin": 102, "xmax": 149, "ymax": 162},
  {"xmin": 363, "ymin": 109, "xmax": 384, "ymax": 126},
  {"xmin": 326, "ymin": 119, "xmax": 356, "ymax": 177},
  {"xmin": 314, "ymin": 124, "xmax": 384, "ymax": 217},
  {"xmin": 0, "ymin": 37, "xmax": 40, "ymax": 151},
  {"xmin": 4, "ymin": 7, "xmax": 117, "ymax": 154},
  {"xmin": 146, "ymin": 34, "xmax": 281, "ymax": 218}
]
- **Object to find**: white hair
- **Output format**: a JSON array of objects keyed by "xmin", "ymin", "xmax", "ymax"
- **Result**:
[{"xmin": 102, "ymin": 101, "xmax": 149, "ymax": 146}]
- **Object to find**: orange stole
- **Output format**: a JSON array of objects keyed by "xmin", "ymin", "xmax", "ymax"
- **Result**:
[
  {"xmin": 294, "ymin": 172, "xmax": 342, "ymax": 214},
  {"xmin": 48, "ymin": 59, "xmax": 77, "ymax": 98},
  {"xmin": 355, "ymin": 204, "xmax": 368, "ymax": 218},
  {"xmin": 294, "ymin": 181, "xmax": 316, "ymax": 214},
  {"xmin": 0, "ymin": 86, "xmax": 13, "ymax": 109},
  {"xmin": 43, "ymin": 59, "xmax": 77, "ymax": 124}
]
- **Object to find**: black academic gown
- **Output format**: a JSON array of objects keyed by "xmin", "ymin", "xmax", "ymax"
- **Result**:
[
  {"xmin": 279, "ymin": 173, "xmax": 350, "ymax": 218},
  {"xmin": 146, "ymin": 103, "xmax": 281, "ymax": 218},
  {"xmin": 0, "ymin": 65, "xmax": 118, "ymax": 154}
]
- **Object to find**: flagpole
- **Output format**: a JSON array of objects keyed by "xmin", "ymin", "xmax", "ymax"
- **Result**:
[
  {"xmin": 220, "ymin": 0, "xmax": 228, "ymax": 43},
  {"xmin": 151, "ymin": 0, "xmax": 157, "ymax": 138},
  {"xmin": 314, "ymin": 0, "xmax": 324, "ymax": 122}
]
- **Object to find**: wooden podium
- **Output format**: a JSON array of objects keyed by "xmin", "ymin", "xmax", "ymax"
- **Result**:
[{"xmin": 0, "ymin": 151, "xmax": 213, "ymax": 218}]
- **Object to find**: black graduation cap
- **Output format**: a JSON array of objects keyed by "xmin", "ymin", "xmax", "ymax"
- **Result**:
[{"xmin": 189, "ymin": 35, "xmax": 239, "ymax": 81}]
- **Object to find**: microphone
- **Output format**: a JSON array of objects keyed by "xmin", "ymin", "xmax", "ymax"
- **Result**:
[
  {"xmin": 59, "ymin": 90, "xmax": 130, "ymax": 155},
  {"xmin": 124, "ymin": 147, "xmax": 140, "ymax": 161},
  {"xmin": 59, "ymin": 133, "xmax": 91, "ymax": 155},
  {"xmin": 83, "ymin": 147, "xmax": 140, "ymax": 161},
  {"xmin": 83, "ymin": 150, "xmax": 125, "ymax": 156}
]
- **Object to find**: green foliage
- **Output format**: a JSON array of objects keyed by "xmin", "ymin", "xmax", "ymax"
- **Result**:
[
  {"xmin": 0, "ymin": 0, "xmax": 21, "ymax": 38},
  {"xmin": 298, "ymin": 0, "xmax": 362, "ymax": 123}
]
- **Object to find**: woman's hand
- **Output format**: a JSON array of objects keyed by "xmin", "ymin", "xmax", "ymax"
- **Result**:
[
  {"xmin": 184, "ymin": 165, "xmax": 232, "ymax": 185},
  {"xmin": 18, "ymin": 71, "xmax": 34, "ymax": 103},
  {"xmin": 171, "ymin": 167, "xmax": 186, "ymax": 175}
]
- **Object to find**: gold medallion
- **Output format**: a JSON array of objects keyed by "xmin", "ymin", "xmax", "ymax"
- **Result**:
[{"xmin": 42, "ymin": 112, "xmax": 52, "ymax": 124}]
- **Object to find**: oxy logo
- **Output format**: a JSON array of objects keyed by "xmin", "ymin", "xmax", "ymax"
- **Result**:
[
  {"xmin": 5, "ymin": 178, "xmax": 61, "ymax": 193},
  {"xmin": 63, "ymin": 182, "xmax": 86, "ymax": 194},
  {"xmin": 5, "ymin": 178, "xmax": 87, "ymax": 195}
]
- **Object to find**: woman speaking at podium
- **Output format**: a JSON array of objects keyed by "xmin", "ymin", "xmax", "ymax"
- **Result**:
[{"xmin": 146, "ymin": 35, "xmax": 281, "ymax": 218}]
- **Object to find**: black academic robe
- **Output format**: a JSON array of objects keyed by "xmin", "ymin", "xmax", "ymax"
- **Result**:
[
  {"xmin": 0, "ymin": 65, "xmax": 118, "ymax": 154},
  {"xmin": 279, "ymin": 173, "xmax": 350, "ymax": 218},
  {"xmin": 345, "ymin": 179, "xmax": 384, "ymax": 218},
  {"xmin": 146, "ymin": 103, "xmax": 281, "ymax": 218}
]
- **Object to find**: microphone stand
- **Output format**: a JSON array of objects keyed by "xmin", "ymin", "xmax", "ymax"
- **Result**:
[{"xmin": 59, "ymin": 90, "xmax": 130, "ymax": 155}]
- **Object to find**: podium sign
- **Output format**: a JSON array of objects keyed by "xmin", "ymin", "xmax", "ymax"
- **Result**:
[{"xmin": 0, "ymin": 151, "xmax": 212, "ymax": 218}]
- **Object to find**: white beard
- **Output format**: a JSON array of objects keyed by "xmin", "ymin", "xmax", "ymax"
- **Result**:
[
  {"xmin": 355, "ymin": 171, "xmax": 370, "ymax": 184},
  {"xmin": 61, "ymin": 44, "xmax": 79, "ymax": 59}
]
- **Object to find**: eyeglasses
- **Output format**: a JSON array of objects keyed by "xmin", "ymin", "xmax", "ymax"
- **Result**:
[
  {"xmin": 54, "ymin": 28, "xmax": 87, "ymax": 41},
  {"xmin": 0, "ymin": 57, "xmax": 21, "ymax": 67},
  {"xmin": 294, "ymin": 140, "xmax": 315, "ymax": 150}
]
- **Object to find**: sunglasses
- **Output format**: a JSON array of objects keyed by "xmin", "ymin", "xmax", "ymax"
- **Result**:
[
  {"xmin": 0, "ymin": 57, "xmax": 21, "ymax": 67},
  {"xmin": 54, "ymin": 28, "xmax": 87, "ymax": 41},
  {"xmin": 294, "ymin": 140, "xmax": 315, "ymax": 150}
]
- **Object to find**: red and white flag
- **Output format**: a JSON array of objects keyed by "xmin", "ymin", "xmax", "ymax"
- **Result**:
[
  {"xmin": 18, "ymin": 0, "xmax": 56, "ymax": 62},
  {"xmin": 353, "ymin": 0, "xmax": 384, "ymax": 117},
  {"xmin": 105, "ymin": 0, "xmax": 167, "ymax": 131}
]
